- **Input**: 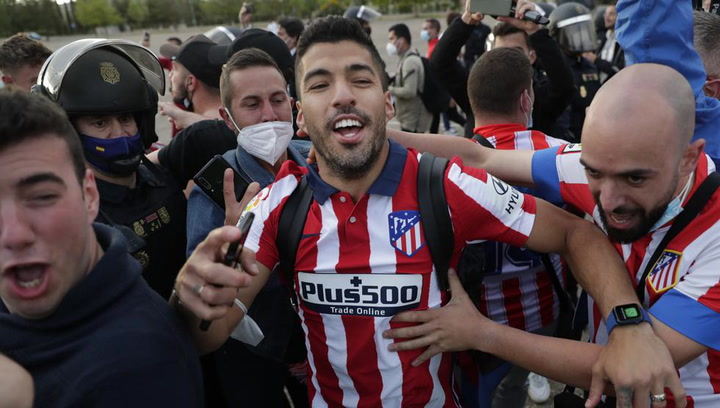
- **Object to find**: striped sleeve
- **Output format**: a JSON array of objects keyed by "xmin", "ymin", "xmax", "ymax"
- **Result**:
[
  {"xmin": 242, "ymin": 166, "xmax": 303, "ymax": 271},
  {"xmin": 532, "ymin": 144, "xmax": 595, "ymax": 213},
  {"xmin": 445, "ymin": 158, "xmax": 536, "ymax": 248}
]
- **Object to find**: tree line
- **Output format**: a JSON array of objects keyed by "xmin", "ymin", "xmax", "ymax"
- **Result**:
[{"xmin": 0, "ymin": 0, "xmax": 462, "ymax": 37}]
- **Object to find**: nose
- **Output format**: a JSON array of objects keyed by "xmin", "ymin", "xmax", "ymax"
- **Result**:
[
  {"xmin": 260, "ymin": 101, "xmax": 280, "ymax": 123},
  {"xmin": 110, "ymin": 118, "xmax": 133, "ymax": 138},
  {"xmin": 0, "ymin": 204, "xmax": 35, "ymax": 252},
  {"xmin": 331, "ymin": 79, "xmax": 356, "ymax": 109},
  {"xmin": 597, "ymin": 181, "xmax": 628, "ymax": 213}
]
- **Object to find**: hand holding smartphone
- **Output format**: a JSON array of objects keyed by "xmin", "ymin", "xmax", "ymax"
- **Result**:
[
  {"xmin": 194, "ymin": 155, "xmax": 250, "ymax": 210},
  {"xmin": 199, "ymin": 212, "xmax": 256, "ymax": 331}
]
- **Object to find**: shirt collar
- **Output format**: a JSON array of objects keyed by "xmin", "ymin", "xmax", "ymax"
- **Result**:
[{"xmin": 306, "ymin": 139, "xmax": 407, "ymax": 204}]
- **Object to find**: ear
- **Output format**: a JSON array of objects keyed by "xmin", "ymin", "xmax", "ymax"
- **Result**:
[
  {"xmin": 703, "ymin": 78, "xmax": 720, "ymax": 99},
  {"xmin": 680, "ymin": 138, "xmax": 705, "ymax": 177},
  {"xmin": 186, "ymin": 75, "xmax": 197, "ymax": 92},
  {"xmin": 219, "ymin": 106, "xmax": 236, "ymax": 133},
  {"xmin": 83, "ymin": 169, "xmax": 100, "ymax": 223},
  {"xmin": 296, "ymin": 99, "xmax": 308, "ymax": 136},
  {"xmin": 528, "ymin": 49, "xmax": 537, "ymax": 65},
  {"xmin": 384, "ymin": 90, "xmax": 395, "ymax": 123}
]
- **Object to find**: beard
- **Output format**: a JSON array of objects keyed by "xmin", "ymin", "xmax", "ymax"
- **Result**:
[
  {"xmin": 309, "ymin": 105, "xmax": 387, "ymax": 181},
  {"xmin": 595, "ymin": 177, "xmax": 677, "ymax": 243},
  {"xmin": 171, "ymin": 81, "xmax": 189, "ymax": 106}
]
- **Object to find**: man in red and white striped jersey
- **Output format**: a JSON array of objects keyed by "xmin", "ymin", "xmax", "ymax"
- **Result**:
[
  {"xmin": 173, "ymin": 16, "xmax": 671, "ymax": 407},
  {"xmin": 462, "ymin": 46, "xmax": 568, "ymax": 408},
  {"xmin": 388, "ymin": 62, "xmax": 713, "ymax": 407}
]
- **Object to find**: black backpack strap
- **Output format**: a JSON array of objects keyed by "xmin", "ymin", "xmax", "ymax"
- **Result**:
[
  {"xmin": 417, "ymin": 153, "xmax": 454, "ymax": 291},
  {"xmin": 277, "ymin": 176, "xmax": 313, "ymax": 306},
  {"xmin": 636, "ymin": 171, "xmax": 720, "ymax": 303},
  {"xmin": 471, "ymin": 133, "xmax": 495, "ymax": 149}
]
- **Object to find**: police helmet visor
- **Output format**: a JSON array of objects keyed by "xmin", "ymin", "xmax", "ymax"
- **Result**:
[
  {"xmin": 555, "ymin": 14, "xmax": 597, "ymax": 52},
  {"xmin": 37, "ymin": 39, "xmax": 164, "ymax": 102}
]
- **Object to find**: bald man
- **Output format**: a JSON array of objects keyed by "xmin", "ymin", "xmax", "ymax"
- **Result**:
[
  {"xmin": 0, "ymin": 354, "xmax": 33, "ymax": 408},
  {"xmin": 387, "ymin": 63, "xmax": 719, "ymax": 407}
]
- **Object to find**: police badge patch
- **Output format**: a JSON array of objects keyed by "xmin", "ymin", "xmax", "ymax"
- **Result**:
[
  {"xmin": 388, "ymin": 211, "xmax": 424, "ymax": 257},
  {"xmin": 100, "ymin": 62, "xmax": 120, "ymax": 84},
  {"xmin": 648, "ymin": 250, "xmax": 682, "ymax": 294}
]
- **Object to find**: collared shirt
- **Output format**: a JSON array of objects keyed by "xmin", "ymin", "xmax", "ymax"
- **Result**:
[
  {"xmin": 472, "ymin": 123, "xmax": 566, "ymax": 332},
  {"xmin": 532, "ymin": 144, "xmax": 720, "ymax": 407},
  {"xmin": 244, "ymin": 139, "xmax": 538, "ymax": 407}
]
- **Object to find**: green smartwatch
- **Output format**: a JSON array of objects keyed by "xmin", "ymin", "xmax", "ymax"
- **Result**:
[{"xmin": 605, "ymin": 303, "xmax": 652, "ymax": 334}]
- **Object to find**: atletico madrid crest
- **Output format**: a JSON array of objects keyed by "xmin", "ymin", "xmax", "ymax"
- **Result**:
[
  {"xmin": 648, "ymin": 250, "xmax": 682, "ymax": 294},
  {"xmin": 388, "ymin": 211, "xmax": 424, "ymax": 257}
]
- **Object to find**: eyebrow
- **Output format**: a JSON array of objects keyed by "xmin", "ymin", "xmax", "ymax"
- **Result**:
[
  {"xmin": 17, "ymin": 173, "xmax": 66, "ymax": 189},
  {"xmin": 579, "ymin": 158, "xmax": 656, "ymax": 177},
  {"xmin": 303, "ymin": 64, "xmax": 377, "ymax": 84},
  {"xmin": 240, "ymin": 90, "xmax": 287, "ymax": 102}
]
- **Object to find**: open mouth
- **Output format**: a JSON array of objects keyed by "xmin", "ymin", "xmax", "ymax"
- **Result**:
[
  {"xmin": 607, "ymin": 212, "xmax": 637, "ymax": 229},
  {"xmin": 6, "ymin": 263, "xmax": 49, "ymax": 298},
  {"xmin": 333, "ymin": 117, "xmax": 365, "ymax": 142}
]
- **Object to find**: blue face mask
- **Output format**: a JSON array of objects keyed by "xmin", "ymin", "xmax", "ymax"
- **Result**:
[
  {"xmin": 420, "ymin": 29, "xmax": 432, "ymax": 42},
  {"xmin": 649, "ymin": 173, "xmax": 694, "ymax": 232},
  {"xmin": 80, "ymin": 132, "xmax": 144, "ymax": 176}
]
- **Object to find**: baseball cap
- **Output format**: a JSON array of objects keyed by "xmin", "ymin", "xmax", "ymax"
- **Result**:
[
  {"xmin": 161, "ymin": 34, "xmax": 223, "ymax": 88},
  {"xmin": 208, "ymin": 28, "xmax": 293, "ymax": 81}
]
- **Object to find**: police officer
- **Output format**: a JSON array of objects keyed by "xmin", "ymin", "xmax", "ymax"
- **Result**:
[
  {"xmin": 549, "ymin": 2, "xmax": 602, "ymax": 141},
  {"xmin": 33, "ymin": 40, "xmax": 187, "ymax": 299}
]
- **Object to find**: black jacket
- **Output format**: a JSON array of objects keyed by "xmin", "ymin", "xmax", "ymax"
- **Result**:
[
  {"xmin": 595, "ymin": 30, "xmax": 625, "ymax": 81},
  {"xmin": 430, "ymin": 18, "xmax": 576, "ymax": 138}
]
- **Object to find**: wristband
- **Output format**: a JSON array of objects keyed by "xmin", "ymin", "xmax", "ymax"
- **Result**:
[{"xmin": 605, "ymin": 303, "xmax": 652, "ymax": 335}]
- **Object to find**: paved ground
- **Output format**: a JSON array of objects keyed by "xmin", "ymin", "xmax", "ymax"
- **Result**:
[{"xmin": 40, "ymin": 16, "xmax": 571, "ymax": 407}]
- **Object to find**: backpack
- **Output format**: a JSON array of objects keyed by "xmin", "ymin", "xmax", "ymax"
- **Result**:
[{"xmin": 399, "ymin": 53, "xmax": 451, "ymax": 115}]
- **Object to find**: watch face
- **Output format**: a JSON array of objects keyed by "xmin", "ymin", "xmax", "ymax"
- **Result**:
[{"xmin": 614, "ymin": 303, "xmax": 644, "ymax": 324}]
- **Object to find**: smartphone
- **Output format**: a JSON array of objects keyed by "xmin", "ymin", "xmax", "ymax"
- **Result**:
[
  {"xmin": 193, "ymin": 155, "xmax": 249, "ymax": 210},
  {"xmin": 224, "ymin": 212, "xmax": 255, "ymax": 268},
  {"xmin": 469, "ymin": 0, "xmax": 513, "ymax": 17},
  {"xmin": 200, "ymin": 212, "xmax": 256, "ymax": 331}
]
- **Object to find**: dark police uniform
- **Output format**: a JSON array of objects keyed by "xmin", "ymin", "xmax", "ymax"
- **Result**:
[{"xmin": 96, "ymin": 161, "xmax": 187, "ymax": 299}]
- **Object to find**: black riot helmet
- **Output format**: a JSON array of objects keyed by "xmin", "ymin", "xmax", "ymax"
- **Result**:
[
  {"xmin": 32, "ymin": 39, "xmax": 164, "ymax": 151},
  {"xmin": 549, "ymin": 2, "xmax": 598, "ymax": 54}
]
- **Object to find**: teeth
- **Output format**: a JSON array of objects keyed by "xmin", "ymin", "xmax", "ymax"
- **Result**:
[
  {"xmin": 334, "ymin": 119, "xmax": 362, "ymax": 130},
  {"xmin": 18, "ymin": 278, "xmax": 41, "ymax": 289},
  {"xmin": 610, "ymin": 214, "xmax": 631, "ymax": 224}
]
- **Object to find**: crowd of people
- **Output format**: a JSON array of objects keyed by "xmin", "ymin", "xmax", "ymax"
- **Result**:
[{"xmin": 0, "ymin": 0, "xmax": 719, "ymax": 407}]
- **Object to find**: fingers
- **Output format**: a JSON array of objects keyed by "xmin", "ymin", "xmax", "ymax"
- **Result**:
[
  {"xmin": 412, "ymin": 344, "xmax": 444, "ymax": 367},
  {"xmin": 667, "ymin": 375, "xmax": 687, "ymax": 408},
  {"xmin": 306, "ymin": 146, "xmax": 316, "ymax": 165},
  {"xmin": 648, "ymin": 386, "xmax": 667, "ymax": 408},
  {"xmin": 585, "ymin": 363, "xmax": 606, "ymax": 408},
  {"xmin": 387, "ymin": 334, "xmax": 435, "ymax": 353},
  {"xmin": 239, "ymin": 245, "xmax": 259, "ymax": 276}
]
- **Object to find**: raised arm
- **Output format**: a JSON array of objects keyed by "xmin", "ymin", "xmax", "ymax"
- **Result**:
[
  {"xmin": 388, "ymin": 128, "xmax": 536, "ymax": 187},
  {"xmin": 616, "ymin": 0, "xmax": 720, "ymax": 161}
]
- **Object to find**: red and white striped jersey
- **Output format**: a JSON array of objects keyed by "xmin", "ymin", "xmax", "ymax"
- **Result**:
[
  {"xmin": 243, "ymin": 141, "xmax": 538, "ymax": 407},
  {"xmin": 472, "ymin": 124, "xmax": 566, "ymax": 332},
  {"xmin": 532, "ymin": 144, "xmax": 720, "ymax": 407}
]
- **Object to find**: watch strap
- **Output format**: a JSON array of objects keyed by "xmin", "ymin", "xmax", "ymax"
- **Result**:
[{"xmin": 606, "ymin": 304, "xmax": 652, "ymax": 335}]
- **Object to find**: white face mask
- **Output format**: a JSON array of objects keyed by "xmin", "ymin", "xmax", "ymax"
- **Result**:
[
  {"xmin": 386, "ymin": 41, "xmax": 398, "ymax": 56},
  {"xmin": 523, "ymin": 91, "xmax": 534, "ymax": 128},
  {"xmin": 225, "ymin": 107, "xmax": 294, "ymax": 165}
]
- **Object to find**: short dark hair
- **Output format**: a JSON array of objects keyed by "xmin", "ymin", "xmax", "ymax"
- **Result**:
[
  {"xmin": 0, "ymin": 89, "xmax": 86, "ymax": 183},
  {"xmin": 694, "ymin": 11, "xmax": 720, "ymax": 77},
  {"xmin": 446, "ymin": 12, "xmax": 461, "ymax": 27},
  {"xmin": 279, "ymin": 17, "xmax": 305, "ymax": 39},
  {"xmin": 389, "ymin": 23, "xmax": 412, "ymax": 45},
  {"xmin": 296, "ymin": 16, "xmax": 387, "ymax": 91},
  {"xmin": 425, "ymin": 18, "xmax": 441, "ymax": 32},
  {"xmin": 468, "ymin": 47, "xmax": 533, "ymax": 116},
  {"xmin": 220, "ymin": 48, "xmax": 286, "ymax": 109},
  {"xmin": 492, "ymin": 22, "xmax": 532, "ymax": 50},
  {"xmin": 0, "ymin": 33, "xmax": 52, "ymax": 75}
]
